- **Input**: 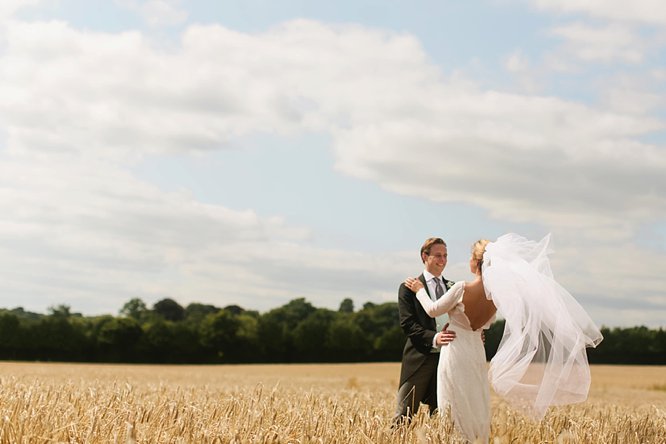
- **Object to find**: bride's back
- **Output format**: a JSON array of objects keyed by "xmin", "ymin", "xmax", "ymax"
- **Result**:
[{"xmin": 462, "ymin": 280, "xmax": 496, "ymax": 331}]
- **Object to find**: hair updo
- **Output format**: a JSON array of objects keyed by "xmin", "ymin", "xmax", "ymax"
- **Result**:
[{"xmin": 471, "ymin": 239, "xmax": 490, "ymax": 272}]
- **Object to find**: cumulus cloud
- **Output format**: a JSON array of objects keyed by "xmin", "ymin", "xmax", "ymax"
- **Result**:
[
  {"xmin": 503, "ymin": 50, "xmax": 547, "ymax": 94},
  {"xmin": 528, "ymin": 0, "xmax": 666, "ymax": 100},
  {"xmin": 0, "ymin": 18, "xmax": 439, "ymax": 313},
  {"xmin": 552, "ymin": 240, "xmax": 666, "ymax": 327},
  {"xmin": 3, "ymin": 18, "xmax": 662, "ymax": 231},
  {"xmin": 0, "ymin": 1, "xmax": 43, "ymax": 23},
  {"xmin": 505, "ymin": 50, "xmax": 530, "ymax": 74},
  {"xmin": 0, "ymin": 16, "xmax": 664, "ymax": 324},
  {"xmin": 116, "ymin": 0, "xmax": 188, "ymax": 27},
  {"xmin": 0, "ymin": 153, "xmax": 415, "ymax": 313},
  {"xmin": 599, "ymin": 76, "xmax": 665, "ymax": 115},
  {"xmin": 532, "ymin": 0, "xmax": 666, "ymax": 25},
  {"xmin": 549, "ymin": 22, "xmax": 646, "ymax": 63},
  {"xmin": 0, "ymin": 19, "xmax": 438, "ymax": 160},
  {"xmin": 333, "ymin": 91, "xmax": 666, "ymax": 233}
]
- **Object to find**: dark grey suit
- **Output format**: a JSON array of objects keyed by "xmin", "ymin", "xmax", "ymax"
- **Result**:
[{"xmin": 393, "ymin": 273, "xmax": 453, "ymax": 423}]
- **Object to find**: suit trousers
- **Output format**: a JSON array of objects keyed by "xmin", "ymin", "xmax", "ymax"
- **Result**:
[{"xmin": 393, "ymin": 352, "xmax": 439, "ymax": 423}]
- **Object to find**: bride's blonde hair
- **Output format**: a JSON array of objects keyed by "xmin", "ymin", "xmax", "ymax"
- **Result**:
[{"xmin": 472, "ymin": 239, "xmax": 490, "ymax": 272}]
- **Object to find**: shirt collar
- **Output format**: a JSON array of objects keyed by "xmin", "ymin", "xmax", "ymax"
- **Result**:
[{"xmin": 423, "ymin": 270, "xmax": 442, "ymax": 282}]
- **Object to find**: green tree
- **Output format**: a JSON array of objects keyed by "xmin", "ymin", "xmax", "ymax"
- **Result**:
[
  {"xmin": 28, "ymin": 315, "xmax": 87, "ymax": 361},
  {"xmin": 355, "ymin": 302, "xmax": 399, "ymax": 334},
  {"xmin": 200, "ymin": 310, "xmax": 240, "ymax": 361},
  {"xmin": 654, "ymin": 328, "xmax": 666, "ymax": 364},
  {"xmin": 171, "ymin": 321, "xmax": 205, "ymax": 363},
  {"xmin": 373, "ymin": 325, "xmax": 404, "ymax": 361},
  {"xmin": 140, "ymin": 319, "xmax": 176, "ymax": 362},
  {"xmin": 0, "ymin": 313, "xmax": 22, "ymax": 359},
  {"xmin": 338, "ymin": 298, "xmax": 354, "ymax": 313},
  {"xmin": 224, "ymin": 305, "xmax": 244, "ymax": 316},
  {"xmin": 120, "ymin": 298, "xmax": 149, "ymax": 322},
  {"xmin": 48, "ymin": 304, "xmax": 72, "ymax": 318},
  {"xmin": 97, "ymin": 317, "xmax": 143, "ymax": 361},
  {"xmin": 293, "ymin": 309, "xmax": 335, "ymax": 361},
  {"xmin": 326, "ymin": 316, "xmax": 369, "ymax": 361},
  {"xmin": 257, "ymin": 298, "xmax": 316, "ymax": 362},
  {"xmin": 7, "ymin": 307, "xmax": 41, "ymax": 321},
  {"xmin": 234, "ymin": 313, "xmax": 260, "ymax": 362},
  {"xmin": 153, "ymin": 298, "xmax": 185, "ymax": 322},
  {"xmin": 184, "ymin": 303, "xmax": 219, "ymax": 324}
]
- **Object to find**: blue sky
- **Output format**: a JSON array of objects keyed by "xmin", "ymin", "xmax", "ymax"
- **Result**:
[{"xmin": 1, "ymin": 0, "xmax": 664, "ymax": 327}]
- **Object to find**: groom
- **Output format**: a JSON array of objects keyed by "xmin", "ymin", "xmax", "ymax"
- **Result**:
[{"xmin": 393, "ymin": 237, "xmax": 456, "ymax": 424}]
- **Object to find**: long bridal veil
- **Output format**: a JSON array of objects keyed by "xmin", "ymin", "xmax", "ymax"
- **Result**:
[{"xmin": 482, "ymin": 233, "xmax": 603, "ymax": 420}]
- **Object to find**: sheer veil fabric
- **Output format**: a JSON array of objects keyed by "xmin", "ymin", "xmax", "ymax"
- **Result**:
[{"xmin": 482, "ymin": 233, "xmax": 603, "ymax": 420}]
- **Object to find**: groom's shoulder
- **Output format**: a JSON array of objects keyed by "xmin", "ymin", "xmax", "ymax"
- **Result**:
[
  {"xmin": 399, "ymin": 273, "xmax": 424, "ymax": 284},
  {"xmin": 398, "ymin": 273, "xmax": 423, "ymax": 293}
]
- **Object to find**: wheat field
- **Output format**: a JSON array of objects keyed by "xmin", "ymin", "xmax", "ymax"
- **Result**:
[{"xmin": 0, "ymin": 362, "xmax": 664, "ymax": 443}]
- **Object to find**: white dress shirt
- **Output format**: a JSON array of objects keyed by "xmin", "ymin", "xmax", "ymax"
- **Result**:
[{"xmin": 422, "ymin": 270, "xmax": 449, "ymax": 348}]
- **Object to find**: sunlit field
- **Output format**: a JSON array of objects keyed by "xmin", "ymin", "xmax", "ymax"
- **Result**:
[{"xmin": 0, "ymin": 362, "xmax": 664, "ymax": 443}]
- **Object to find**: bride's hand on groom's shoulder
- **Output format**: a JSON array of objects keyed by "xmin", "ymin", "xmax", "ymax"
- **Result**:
[{"xmin": 404, "ymin": 277, "xmax": 423, "ymax": 292}]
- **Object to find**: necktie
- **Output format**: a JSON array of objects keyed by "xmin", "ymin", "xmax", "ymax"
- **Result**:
[
  {"xmin": 431, "ymin": 277, "xmax": 447, "ymax": 350},
  {"xmin": 434, "ymin": 277, "xmax": 444, "ymax": 299}
]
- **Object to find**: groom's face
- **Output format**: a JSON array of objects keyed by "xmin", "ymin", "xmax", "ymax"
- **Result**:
[{"xmin": 424, "ymin": 244, "xmax": 447, "ymax": 276}]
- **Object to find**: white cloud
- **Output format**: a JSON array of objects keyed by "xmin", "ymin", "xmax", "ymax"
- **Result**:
[
  {"xmin": 0, "ymin": 0, "xmax": 43, "ymax": 23},
  {"xmin": 4, "ymin": 18, "xmax": 662, "ymax": 231},
  {"xmin": 0, "ymin": 18, "xmax": 439, "ymax": 313},
  {"xmin": 549, "ymin": 22, "xmax": 645, "ymax": 63},
  {"xmin": 0, "ymin": 19, "xmax": 438, "ymax": 162},
  {"xmin": 600, "ymin": 80, "xmax": 664, "ymax": 115},
  {"xmin": 0, "ymin": 153, "xmax": 416, "ymax": 313},
  {"xmin": 0, "ymin": 17, "xmax": 664, "ymax": 325},
  {"xmin": 552, "ymin": 240, "xmax": 666, "ymax": 328},
  {"xmin": 504, "ymin": 50, "xmax": 542, "ymax": 93},
  {"xmin": 532, "ymin": 0, "xmax": 666, "ymax": 25},
  {"xmin": 332, "ymin": 91, "xmax": 666, "ymax": 232},
  {"xmin": 505, "ymin": 51, "xmax": 530, "ymax": 73},
  {"xmin": 529, "ymin": 1, "xmax": 666, "ymax": 88},
  {"xmin": 116, "ymin": 0, "xmax": 188, "ymax": 27}
]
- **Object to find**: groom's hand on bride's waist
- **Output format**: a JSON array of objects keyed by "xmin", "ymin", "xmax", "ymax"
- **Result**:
[{"xmin": 435, "ymin": 323, "xmax": 456, "ymax": 346}]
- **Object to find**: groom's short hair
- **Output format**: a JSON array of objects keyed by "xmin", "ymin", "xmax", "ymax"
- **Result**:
[{"xmin": 420, "ymin": 237, "xmax": 446, "ymax": 262}]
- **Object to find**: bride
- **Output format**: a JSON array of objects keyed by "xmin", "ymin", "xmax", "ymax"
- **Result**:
[{"xmin": 404, "ymin": 233, "xmax": 603, "ymax": 443}]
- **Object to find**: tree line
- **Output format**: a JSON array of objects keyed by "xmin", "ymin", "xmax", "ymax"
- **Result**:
[{"xmin": 0, "ymin": 298, "xmax": 663, "ymax": 364}]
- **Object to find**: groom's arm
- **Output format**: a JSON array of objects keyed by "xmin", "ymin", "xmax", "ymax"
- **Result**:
[{"xmin": 398, "ymin": 283, "xmax": 436, "ymax": 353}]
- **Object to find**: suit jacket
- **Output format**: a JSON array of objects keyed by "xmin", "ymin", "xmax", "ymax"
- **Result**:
[{"xmin": 397, "ymin": 273, "xmax": 454, "ymax": 387}]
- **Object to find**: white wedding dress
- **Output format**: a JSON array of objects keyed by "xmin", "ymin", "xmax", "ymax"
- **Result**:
[
  {"xmin": 416, "ymin": 281, "xmax": 492, "ymax": 443},
  {"xmin": 415, "ymin": 233, "xmax": 603, "ymax": 443}
]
